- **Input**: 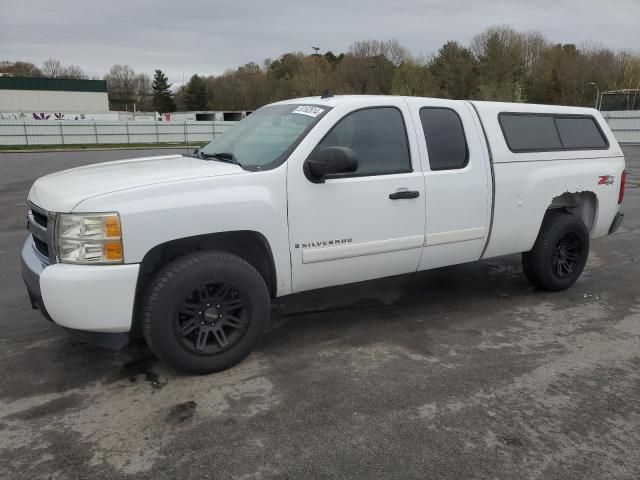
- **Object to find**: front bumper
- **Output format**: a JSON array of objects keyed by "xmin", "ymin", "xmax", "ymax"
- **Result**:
[
  {"xmin": 21, "ymin": 236, "xmax": 54, "ymax": 321},
  {"xmin": 21, "ymin": 236, "xmax": 139, "ymax": 349}
]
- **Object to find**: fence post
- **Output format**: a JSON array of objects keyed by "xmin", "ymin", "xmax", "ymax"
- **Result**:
[
  {"xmin": 184, "ymin": 121, "xmax": 187, "ymax": 145},
  {"xmin": 212, "ymin": 122, "xmax": 215, "ymax": 139},
  {"xmin": 59, "ymin": 122, "xmax": 65, "ymax": 145},
  {"xmin": 155, "ymin": 122, "xmax": 159, "ymax": 143},
  {"xmin": 125, "ymin": 121, "xmax": 130, "ymax": 144},
  {"xmin": 94, "ymin": 121, "xmax": 99, "ymax": 144},
  {"xmin": 23, "ymin": 121, "xmax": 29, "ymax": 146}
]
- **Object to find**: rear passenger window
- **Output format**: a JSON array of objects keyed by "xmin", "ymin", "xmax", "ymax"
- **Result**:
[
  {"xmin": 314, "ymin": 107, "xmax": 411, "ymax": 176},
  {"xmin": 555, "ymin": 117, "xmax": 607, "ymax": 149},
  {"xmin": 420, "ymin": 108, "xmax": 468, "ymax": 170},
  {"xmin": 499, "ymin": 113, "xmax": 608, "ymax": 152}
]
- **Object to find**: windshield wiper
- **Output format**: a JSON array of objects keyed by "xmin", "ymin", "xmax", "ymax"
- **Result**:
[{"xmin": 199, "ymin": 151, "xmax": 241, "ymax": 166}]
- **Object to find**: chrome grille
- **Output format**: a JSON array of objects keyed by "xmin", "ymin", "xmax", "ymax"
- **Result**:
[{"xmin": 27, "ymin": 202, "xmax": 55, "ymax": 264}]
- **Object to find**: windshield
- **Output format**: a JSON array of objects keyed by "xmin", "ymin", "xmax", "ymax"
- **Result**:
[{"xmin": 200, "ymin": 103, "xmax": 330, "ymax": 170}]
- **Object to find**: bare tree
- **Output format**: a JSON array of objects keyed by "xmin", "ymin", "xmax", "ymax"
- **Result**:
[
  {"xmin": 522, "ymin": 30, "xmax": 548, "ymax": 75},
  {"xmin": 104, "ymin": 64, "xmax": 138, "ymax": 108},
  {"xmin": 41, "ymin": 59, "xmax": 64, "ymax": 78},
  {"xmin": 348, "ymin": 39, "xmax": 409, "ymax": 66},
  {"xmin": 102, "ymin": 66, "xmax": 154, "ymax": 110},
  {"xmin": 383, "ymin": 39, "xmax": 409, "ymax": 67},
  {"xmin": 62, "ymin": 64, "xmax": 88, "ymax": 79},
  {"xmin": 0, "ymin": 61, "xmax": 42, "ymax": 77},
  {"xmin": 134, "ymin": 73, "xmax": 153, "ymax": 110}
]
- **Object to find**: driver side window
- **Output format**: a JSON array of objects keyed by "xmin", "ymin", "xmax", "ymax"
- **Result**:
[{"xmin": 314, "ymin": 107, "xmax": 412, "ymax": 176}]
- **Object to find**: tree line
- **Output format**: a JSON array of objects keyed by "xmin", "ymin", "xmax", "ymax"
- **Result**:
[
  {"xmin": 2, "ymin": 25, "xmax": 640, "ymax": 113},
  {"xmin": 0, "ymin": 59, "xmax": 89, "ymax": 80},
  {"xmin": 193, "ymin": 28, "xmax": 639, "ymax": 111}
]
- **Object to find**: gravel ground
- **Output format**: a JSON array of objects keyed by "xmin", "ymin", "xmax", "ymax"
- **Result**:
[{"xmin": 0, "ymin": 146, "xmax": 639, "ymax": 480}]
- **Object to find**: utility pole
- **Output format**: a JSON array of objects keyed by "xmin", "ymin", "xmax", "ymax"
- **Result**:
[
  {"xmin": 312, "ymin": 46, "xmax": 320, "ymax": 95},
  {"xmin": 587, "ymin": 82, "xmax": 600, "ymax": 110}
]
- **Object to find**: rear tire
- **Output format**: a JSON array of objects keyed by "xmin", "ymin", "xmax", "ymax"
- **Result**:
[
  {"xmin": 142, "ymin": 251, "xmax": 270, "ymax": 374},
  {"xmin": 522, "ymin": 211, "xmax": 589, "ymax": 291}
]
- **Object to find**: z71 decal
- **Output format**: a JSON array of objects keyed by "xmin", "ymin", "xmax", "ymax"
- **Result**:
[{"xmin": 598, "ymin": 175, "xmax": 615, "ymax": 185}]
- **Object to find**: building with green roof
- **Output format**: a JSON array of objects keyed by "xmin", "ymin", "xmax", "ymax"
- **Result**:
[{"xmin": 0, "ymin": 77, "xmax": 109, "ymax": 113}]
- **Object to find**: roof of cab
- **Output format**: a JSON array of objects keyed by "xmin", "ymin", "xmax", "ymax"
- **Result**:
[
  {"xmin": 269, "ymin": 95, "xmax": 374, "ymax": 108},
  {"xmin": 273, "ymin": 95, "xmax": 604, "ymax": 118},
  {"xmin": 270, "ymin": 94, "xmax": 460, "ymax": 109}
]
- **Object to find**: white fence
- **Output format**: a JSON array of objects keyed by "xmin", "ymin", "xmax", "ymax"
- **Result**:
[
  {"xmin": 0, "ymin": 120, "xmax": 237, "ymax": 146},
  {"xmin": 1, "ymin": 112, "xmax": 638, "ymax": 147},
  {"xmin": 601, "ymin": 111, "xmax": 640, "ymax": 144}
]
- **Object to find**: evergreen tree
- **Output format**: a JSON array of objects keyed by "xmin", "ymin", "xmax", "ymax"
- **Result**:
[
  {"xmin": 152, "ymin": 69, "xmax": 176, "ymax": 113},
  {"xmin": 184, "ymin": 74, "xmax": 208, "ymax": 111},
  {"xmin": 430, "ymin": 41, "xmax": 478, "ymax": 99}
]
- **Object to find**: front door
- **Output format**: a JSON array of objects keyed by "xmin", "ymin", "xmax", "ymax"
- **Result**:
[{"xmin": 287, "ymin": 99, "xmax": 426, "ymax": 292}]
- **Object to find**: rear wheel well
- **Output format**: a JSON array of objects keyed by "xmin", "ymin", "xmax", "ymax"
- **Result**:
[
  {"xmin": 547, "ymin": 191, "xmax": 598, "ymax": 233},
  {"xmin": 130, "ymin": 231, "xmax": 276, "ymax": 338}
]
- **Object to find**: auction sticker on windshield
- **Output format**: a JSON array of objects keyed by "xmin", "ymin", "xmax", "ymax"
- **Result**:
[{"xmin": 292, "ymin": 106, "xmax": 325, "ymax": 117}]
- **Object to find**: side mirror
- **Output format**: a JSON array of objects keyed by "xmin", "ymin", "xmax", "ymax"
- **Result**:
[
  {"xmin": 193, "ymin": 147, "xmax": 200, "ymax": 157},
  {"xmin": 304, "ymin": 146, "xmax": 358, "ymax": 183}
]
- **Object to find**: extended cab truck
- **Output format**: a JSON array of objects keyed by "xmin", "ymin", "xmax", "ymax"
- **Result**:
[{"xmin": 21, "ymin": 95, "xmax": 626, "ymax": 373}]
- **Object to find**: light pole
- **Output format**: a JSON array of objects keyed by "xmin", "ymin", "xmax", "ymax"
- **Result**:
[
  {"xmin": 587, "ymin": 82, "xmax": 600, "ymax": 110},
  {"xmin": 312, "ymin": 46, "xmax": 320, "ymax": 95}
]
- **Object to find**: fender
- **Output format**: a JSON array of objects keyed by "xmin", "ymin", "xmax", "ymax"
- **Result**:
[
  {"xmin": 72, "ymin": 168, "xmax": 293, "ymax": 296},
  {"xmin": 483, "ymin": 157, "xmax": 624, "ymax": 259}
]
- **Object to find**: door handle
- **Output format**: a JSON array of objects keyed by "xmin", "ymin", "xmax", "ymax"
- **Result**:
[{"xmin": 389, "ymin": 190, "xmax": 420, "ymax": 200}]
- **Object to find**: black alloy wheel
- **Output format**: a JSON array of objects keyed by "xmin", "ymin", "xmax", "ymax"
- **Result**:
[
  {"xmin": 551, "ymin": 231, "xmax": 583, "ymax": 279},
  {"xmin": 522, "ymin": 210, "xmax": 589, "ymax": 291},
  {"xmin": 176, "ymin": 282, "xmax": 248, "ymax": 354}
]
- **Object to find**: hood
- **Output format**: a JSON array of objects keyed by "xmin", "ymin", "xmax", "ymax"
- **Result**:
[{"xmin": 28, "ymin": 154, "xmax": 244, "ymax": 212}]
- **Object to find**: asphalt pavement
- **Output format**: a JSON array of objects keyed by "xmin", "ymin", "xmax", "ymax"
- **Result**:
[{"xmin": 0, "ymin": 146, "xmax": 639, "ymax": 479}]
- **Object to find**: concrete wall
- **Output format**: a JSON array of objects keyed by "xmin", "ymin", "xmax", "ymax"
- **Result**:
[{"xmin": 0, "ymin": 90, "xmax": 109, "ymax": 112}]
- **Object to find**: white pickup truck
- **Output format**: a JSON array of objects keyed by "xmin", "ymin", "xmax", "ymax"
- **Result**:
[{"xmin": 22, "ymin": 95, "xmax": 626, "ymax": 373}]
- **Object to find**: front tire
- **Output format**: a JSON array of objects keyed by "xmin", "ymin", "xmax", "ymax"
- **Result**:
[
  {"xmin": 522, "ymin": 211, "xmax": 589, "ymax": 291},
  {"xmin": 142, "ymin": 251, "xmax": 270, "ymax": 374}
]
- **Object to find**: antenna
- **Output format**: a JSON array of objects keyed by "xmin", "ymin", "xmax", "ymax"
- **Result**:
[{"xmin": 312, "ymin": 46, "xmax": 320, "ymax": 95}]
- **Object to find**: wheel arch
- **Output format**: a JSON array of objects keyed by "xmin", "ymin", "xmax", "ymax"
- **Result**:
[
  {"xmin": 516, "ymin": 190, "xmax": 599, "ymax": 257},
  {"xmin": 130, "ymin": 231, "xmax": 277, "ymax": 338},
  {"xmin": 547, "ymin": 190, "xmax": 599, "ymax": 234}
]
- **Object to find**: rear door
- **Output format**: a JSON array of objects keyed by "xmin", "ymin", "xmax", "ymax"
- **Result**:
[{"xmin": 405, "ymin": 98, "xmax": 492, "ymax": 269}]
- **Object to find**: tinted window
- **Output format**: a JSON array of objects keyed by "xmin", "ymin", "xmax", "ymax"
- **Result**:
[
  {"xmin": 314, "ymin": 107, "xmax": 411, "ymax": 176},
  {"xmin": 499, "ymin": 114, "xmax": 562, "ymax": 151},
  {"xmin": 420, "ymin": 108, "xmax": 468, "ymax": 170},
  {"xmin": 555, "ymin": 117, "xmax": 607, "ymax": 149}
]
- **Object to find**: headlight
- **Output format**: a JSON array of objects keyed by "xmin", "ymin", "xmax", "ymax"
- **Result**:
[{"xmin": 55, "ymin": 213, "xmax": 124, "ymax": 264}]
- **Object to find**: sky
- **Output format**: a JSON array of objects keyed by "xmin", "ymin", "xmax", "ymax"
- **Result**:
[{"xmin": 1, "ymin": 0, "xmax": 638, "ymax": 86}]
